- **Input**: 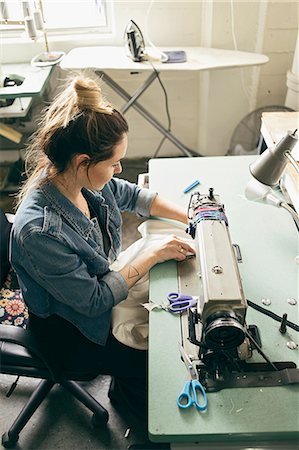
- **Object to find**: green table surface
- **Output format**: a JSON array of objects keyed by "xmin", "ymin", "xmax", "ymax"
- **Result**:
[{"xmin": 148, "ymin": 155, "xmax": 299, "ymax": 445}]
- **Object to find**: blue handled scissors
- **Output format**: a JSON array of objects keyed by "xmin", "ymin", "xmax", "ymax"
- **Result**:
[
  {"xmin": 177, "ymin": 344, "xmax": 208, "ymax": 412},
  {"xmin": 167, "ymin": 292, "xmax": 198, "ymax": 313}
]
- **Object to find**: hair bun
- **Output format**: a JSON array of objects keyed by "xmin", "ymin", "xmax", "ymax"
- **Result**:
[{"xmin": 73, "ymin": 77, "xmax": 113, "ymax": 114}]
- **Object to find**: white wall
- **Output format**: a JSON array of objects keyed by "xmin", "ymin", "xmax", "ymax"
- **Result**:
[
  {"xmin": 199, "ymin": 0, "xmax": 298, "ymax": 156},
  {"xmin": 257, "ymin": 1, "xmax": 298, "ymax": 106},
  {"xmin": 2, "ymin": 0, "xmax": 298, "ymax": 159}
]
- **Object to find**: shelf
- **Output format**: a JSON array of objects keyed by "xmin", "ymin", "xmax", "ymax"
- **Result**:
[
  {"xmin": 0, "ymin": 97, "xmax": 33, "ymax": 118},
  {"xmin": 0, "ymin": 64, "xmax": 53, "ymax": 99}
]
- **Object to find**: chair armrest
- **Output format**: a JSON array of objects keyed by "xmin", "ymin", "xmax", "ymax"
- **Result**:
[{"xmin": 0, "ymin": 324, "xmax": 60, "ymax": 380}]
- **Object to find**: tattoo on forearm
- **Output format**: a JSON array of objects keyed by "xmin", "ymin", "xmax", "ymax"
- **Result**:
[{"xmin": 128, "ymin": 265, "xmax": 140, "ymax": 279}]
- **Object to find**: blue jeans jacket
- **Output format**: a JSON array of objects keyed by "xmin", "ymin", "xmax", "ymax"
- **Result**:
[{"xmin": 11, "ymin": 177, "xmax": 157, "ymax": 345}]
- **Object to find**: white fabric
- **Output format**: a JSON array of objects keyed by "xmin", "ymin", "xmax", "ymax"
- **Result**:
[{"xmin": 111, "ymin": 219, "xmax": 192, "ymax": 350}]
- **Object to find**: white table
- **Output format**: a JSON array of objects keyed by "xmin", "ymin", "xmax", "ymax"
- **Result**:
[{"xmin": 60, "ymin": 46, "xmax": 269, "ymax": 157}]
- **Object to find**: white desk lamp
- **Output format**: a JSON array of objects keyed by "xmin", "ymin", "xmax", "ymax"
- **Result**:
[{"xmin": 245, "ymin": 130, "xmax": 299, "ymax": 228}]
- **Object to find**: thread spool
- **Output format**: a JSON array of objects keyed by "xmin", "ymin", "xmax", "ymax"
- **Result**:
[
  {"xmin": 22, "ymin": 1, "xmax": 31, "ymax": 17},
  {"xmin": 0, "ymin": 0, "xmax": 8, "ymax": 20},
  {"xmin": 33, "ymin": 9, "xmax": 43, "ymax": 30},
  {"xmin": 24, "ymin": 16, "xmax": 37, "ymax": 39}
]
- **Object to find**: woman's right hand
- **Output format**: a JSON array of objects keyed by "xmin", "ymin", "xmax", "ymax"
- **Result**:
[
  {"xmin": 119, "ymin": 235, "xmax": 195, "ymax": 289},
  {"xmin": 150, "ymin": 235, "xmax": 195, "ymax": 264}
]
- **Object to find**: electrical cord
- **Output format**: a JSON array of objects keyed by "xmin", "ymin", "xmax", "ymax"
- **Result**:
[
  {"xmin": 244, "ymin": 329, "xmax": 278, "ymax": 371},
  {"xmin": 144, "ymin": 0, "xmax": 168, "ymax": 62},
  {"xmin": 147, "ymin": 59, "xmax": 172, "ymax": 158},
  {"xmin": 281, "ymin": 202, "xmax": 299, "ymax": 229},
  {"xmin": 247, "ymin": 299, "xmax": 299, "ymax": 332},
  {"xmin": 245, "ymin": 298, "xmax": 299, "ymax": 371},
  {"xmin": 143, "ymin": 0, "xmax": 172, "ymax": 157},
  {"xmin": 229, "ymin": 0, "xmax": 251, "ymax": 102}
]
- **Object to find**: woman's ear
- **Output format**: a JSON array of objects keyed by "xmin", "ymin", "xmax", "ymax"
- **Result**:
[{"xmin": 74, "ymin": 154, "xmax": 91, "ymax": 169}]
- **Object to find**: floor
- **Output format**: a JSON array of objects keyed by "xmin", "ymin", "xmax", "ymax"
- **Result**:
[
  {"xmin": 0, "ymin": 159, "xmax": 170, "ymax": 450},
  {"xmin": 0, "ymin": 373, "xmax": 152, "ymax": 450}
]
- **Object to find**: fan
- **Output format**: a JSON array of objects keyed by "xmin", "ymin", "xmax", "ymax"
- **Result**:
[
  {"xmin": 124, "ymin": 20, "xmax": 146, "ymax": 62},
  {"xmin": 228, "ymin": 105, "xmax": 294, "ymax": 156}
]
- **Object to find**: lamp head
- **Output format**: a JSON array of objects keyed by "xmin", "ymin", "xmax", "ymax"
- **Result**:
[
  {"xmin": 244, "ymin": 178, "xmax": 282, "ymax": 207},
  {"xmin": 249, "ymin": 130, "xmax": 298, "ymax": 186}
]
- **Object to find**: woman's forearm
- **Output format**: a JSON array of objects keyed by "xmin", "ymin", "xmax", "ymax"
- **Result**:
[
  {"xmin": 149, "ymin": 195, "xmax": 188, "ymax": 224},
  {"xmin": 119, "ymin": 251, "xmax": 157, "ymax": 289},
  {"xmin": 118, "ymin": 195, "xmax": 193, "ymax": 290},
  {"xmin": 118, "ymin": 234, "xmax": 195, "ymax": 290}
]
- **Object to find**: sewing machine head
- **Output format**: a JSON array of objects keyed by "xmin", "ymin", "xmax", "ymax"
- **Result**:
[
  {"xmin": 186, "ymin": 189, "xmax": 250, "ymax": 365},
  {"xmin": 182, "ymin": 188, "xmax": 299, "ymax": 392}
]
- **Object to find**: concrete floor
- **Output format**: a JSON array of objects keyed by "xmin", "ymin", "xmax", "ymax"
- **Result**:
[
  {"xmin": 0, "ymin": 373, "xmax": 152, "ymax": 450},
  {"xmin": 0, "ymin": 159, "xmax": 171, "ymax": 450}
]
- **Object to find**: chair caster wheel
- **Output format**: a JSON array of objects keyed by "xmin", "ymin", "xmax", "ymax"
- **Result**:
[
  {"xmin": 92, "ymin": 410, "xmax": 109, "ymax": 427},
  {"xmin": 2, "ymin": 432, "xmax": 19, "ymax": 448}
]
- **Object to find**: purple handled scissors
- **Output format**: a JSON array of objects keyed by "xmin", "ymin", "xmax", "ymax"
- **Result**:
[{"xmin": 167, "ymin": 292, "xmax": 198, "ymax": 313}]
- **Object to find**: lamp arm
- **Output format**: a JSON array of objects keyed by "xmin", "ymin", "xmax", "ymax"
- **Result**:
[
  {"xmin": 285, "ymin": 151, "xmax": 299, "ymax": 174},
  {"xmin": 280, "ymin": 202, "xmax": 299, "ymax": 228}
]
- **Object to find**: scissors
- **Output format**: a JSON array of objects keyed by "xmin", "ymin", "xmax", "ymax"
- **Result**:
[
  {"xmin": 177, "ymin": 344, "xmax": 208, "ymax": 412},
  {"xmin": 167, "ymin": 292, "xmax": 198, "ymax": 313}
]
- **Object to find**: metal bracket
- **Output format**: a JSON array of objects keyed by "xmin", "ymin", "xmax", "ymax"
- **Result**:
[{"xmin": 200, "ymin": 362, "xmax": 299, "ymax": 392}]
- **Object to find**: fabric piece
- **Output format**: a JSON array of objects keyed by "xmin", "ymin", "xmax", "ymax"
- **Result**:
[
  {"xmin": 111, "ymin": 219, "xmax": 192, "ymax": 350},
  {"xmin": 110, "ymin": 240, "xmax": 150, "ymax": 350}
]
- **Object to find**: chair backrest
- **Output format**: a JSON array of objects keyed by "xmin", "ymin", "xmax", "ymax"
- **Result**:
[{"xmin": 0, "ymin": 208, "xmax": 12, "ymax": 287}]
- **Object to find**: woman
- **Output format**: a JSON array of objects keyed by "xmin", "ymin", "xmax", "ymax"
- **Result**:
[{"xmin": 10, "ymin": 75, "xmax": 194, "ymax": 420}]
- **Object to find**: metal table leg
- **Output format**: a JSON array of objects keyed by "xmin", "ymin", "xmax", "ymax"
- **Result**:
[
  {"xmin": 96, "ymin": 70, "xmax": 201, "ymax": 157},
  {"xmin": 121, "ymin": 71, "xmax": 158, "ymax": 114}
]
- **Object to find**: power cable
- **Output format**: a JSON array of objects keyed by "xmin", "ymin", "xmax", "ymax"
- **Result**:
[
  {"xmin": 247, "ymin": 299, "xmax": 299, "ymax": 332},
  {"xmin": 147, "ymin": 59, "xmax": 172, "ymax": 158}
]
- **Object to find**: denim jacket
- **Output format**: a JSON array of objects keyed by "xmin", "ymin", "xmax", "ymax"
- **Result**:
[{"xmin": 10, "ymin": 178, "xmax": 157, "ymax": 345}]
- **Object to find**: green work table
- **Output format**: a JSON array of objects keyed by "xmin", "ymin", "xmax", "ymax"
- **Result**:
[{"xmin": 148, "ymin": 155, "xmax": 299, "ymax": 449}]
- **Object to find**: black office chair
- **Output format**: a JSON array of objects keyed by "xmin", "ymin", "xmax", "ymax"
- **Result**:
[
  {"xmin": 0, "ymin": 208, "xmax": 109, "ymax": 448},
  {"xmin": 0, "ymin": 324, "xmax": 109, "ymax": 448}
]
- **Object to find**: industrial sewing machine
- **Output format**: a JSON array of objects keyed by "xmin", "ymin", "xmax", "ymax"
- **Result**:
[{"xmin": 179, "ymin": 188, "xmax": 299, "ymax": 392}]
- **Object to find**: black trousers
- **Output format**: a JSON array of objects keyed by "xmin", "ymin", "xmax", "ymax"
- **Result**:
[{"xmin": 28, "ymin": 313, "xmax": 147, "ymax": 418}]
